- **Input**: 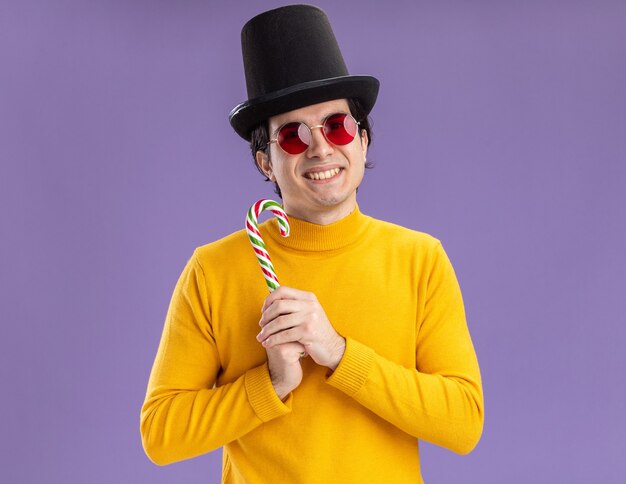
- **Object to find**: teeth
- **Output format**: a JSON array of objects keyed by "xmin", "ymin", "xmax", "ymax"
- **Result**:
[{"xmin": 307, "ymin": 168, "xmax": 341, "ymax": 180}]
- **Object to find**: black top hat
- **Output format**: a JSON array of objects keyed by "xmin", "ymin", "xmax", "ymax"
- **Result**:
[{"xmin": 229, "ymin": 4, "xmax": 380, "ymax": 141}]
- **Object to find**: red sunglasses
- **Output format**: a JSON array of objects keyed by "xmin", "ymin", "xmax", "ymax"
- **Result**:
[{"xmin": 267, "ymin": 112, "xmax": 360, "ymax": 155}]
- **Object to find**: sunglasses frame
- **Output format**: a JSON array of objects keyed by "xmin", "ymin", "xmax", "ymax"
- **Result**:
[{"xmin": 267, "ymin": 112, "xmax": 361, "ymax": 155}]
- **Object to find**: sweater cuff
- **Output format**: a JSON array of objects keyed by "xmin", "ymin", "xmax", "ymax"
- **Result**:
[
  {"xmin": 325, "ymin": 337, "xmax": 375, "ymax": 396},
  {"xmin": 244, "ymin": 363, "xmax": 293, "ymax": 422}
]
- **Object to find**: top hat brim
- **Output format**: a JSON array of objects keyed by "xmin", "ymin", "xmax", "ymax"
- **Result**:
[{"xmin": 229, "ymin": 75, "xmax": 379, "ymax": 142}]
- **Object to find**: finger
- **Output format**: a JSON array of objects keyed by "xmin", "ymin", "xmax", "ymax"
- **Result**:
[
  {"xmin": 261, "ymin": 286, "xmax": 289, "ymax": 313},
  {"xmin": 289, "ymin": 342, "xmax": 307, "ymax": 353},
  {"xmin": 271, "ymin": 342, "xmax": 307, "ymax": 360},
  {"xmin": 257, "ymin": 314, "xmax": 300, "ymax": 343},
  {"xmin": 262, "ymin": 286, "xmax": 316, "ymax": 312},
  {"xmin": 259, "ymin": 299, "xmax": 302, "ymax": 327},
  {"xmin": 262, "ymin": 327, "xmax": 303, "ymax": 348}
]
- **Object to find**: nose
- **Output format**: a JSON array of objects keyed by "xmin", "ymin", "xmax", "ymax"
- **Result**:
[{"xmin": 305, "ymin": 125, "xmax": 334, "ymax": 159}]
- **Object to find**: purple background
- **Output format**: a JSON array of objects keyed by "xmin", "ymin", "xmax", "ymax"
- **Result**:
[{"xmin": 1, "ymin": 1, "xmax": 625, "ymax": 482}]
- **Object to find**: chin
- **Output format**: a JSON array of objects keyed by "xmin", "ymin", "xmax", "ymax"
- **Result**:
[{"xmin": 313, "ymin": 191, "xmax": 353, "ymax": 207}]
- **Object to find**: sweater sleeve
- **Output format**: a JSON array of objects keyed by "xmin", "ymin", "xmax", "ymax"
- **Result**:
[
  {"xmin": 326, "ymin": 241, "xmax": 484, "ymax": 454},
  {"xmin": 140, "ymin": 250, "xmax": 292, "ymax": 465}
]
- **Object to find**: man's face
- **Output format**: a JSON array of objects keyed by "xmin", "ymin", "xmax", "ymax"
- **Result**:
[{"xmin": 256, "ymin": 98, "xmax": 369, "ymax": 222}]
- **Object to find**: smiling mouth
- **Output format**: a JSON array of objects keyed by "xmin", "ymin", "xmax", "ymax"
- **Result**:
[{"xmin": 305, "ymin": 167, "xmax": 342, "ymax": 181}]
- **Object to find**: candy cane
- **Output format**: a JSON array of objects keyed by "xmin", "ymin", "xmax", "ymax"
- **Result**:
[{"xmin": 245, "ymin": 199, "xmax": 290, "ymax": 292}]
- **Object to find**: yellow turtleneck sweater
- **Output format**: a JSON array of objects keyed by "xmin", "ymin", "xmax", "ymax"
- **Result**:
[{"xmin": 140, "ymin": 206, "xmax": 484, "ymax": 483}]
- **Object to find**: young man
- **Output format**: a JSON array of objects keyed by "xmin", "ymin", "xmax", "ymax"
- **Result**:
[{"xmin": 141, "ymin": 5, "xmax": 483, "ymax": 483}]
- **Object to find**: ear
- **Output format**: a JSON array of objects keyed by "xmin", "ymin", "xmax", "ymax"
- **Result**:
[
  {"xmin": 255, "ymin": 150, "xmax": 275, "ymax": 181},
  {"xmin": 360, "ymin": 128, "xmax": 369, "ymax": 160}
]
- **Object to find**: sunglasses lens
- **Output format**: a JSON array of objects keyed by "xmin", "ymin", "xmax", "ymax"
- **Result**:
[
  {"xmin": 278, "ymin": 122, "xmax": 310, "ymax": 154},
  {"xmin": 324, "ymin": 113, "xmax": 357, "ymax": 145}
]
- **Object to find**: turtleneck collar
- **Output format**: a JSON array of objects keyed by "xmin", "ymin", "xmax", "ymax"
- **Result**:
[{"xmin": 263, "ymin": 204, "xmax": 371, "ymax": 252}]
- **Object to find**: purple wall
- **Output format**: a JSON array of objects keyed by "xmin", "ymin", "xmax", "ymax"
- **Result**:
[{"xmin": 1, "ymin": 1, "xmax": 625, "ymax": 482}]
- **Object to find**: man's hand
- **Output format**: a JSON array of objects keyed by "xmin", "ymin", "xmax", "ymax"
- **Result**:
[
  {"xmin": 257, "ymin": 286, "xmax": 346, "ymax": 370},
  {"xmin": 265, "ymin": 342, "xmax": 306, "ymax": 401}
]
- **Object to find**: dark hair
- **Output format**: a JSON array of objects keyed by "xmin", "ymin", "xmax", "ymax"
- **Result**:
[{"xmin": 249, "ymin": 97, "xmax": 374, "ymax": 198}]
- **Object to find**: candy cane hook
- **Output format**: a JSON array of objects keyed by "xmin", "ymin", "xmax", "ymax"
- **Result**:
[{"xmin": 245, "ymin": 199, "xmax": 290, "ymax": 292}]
